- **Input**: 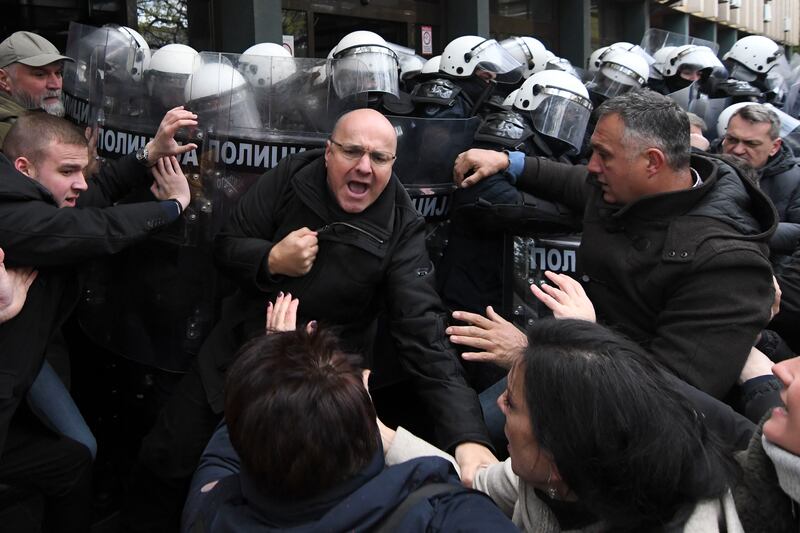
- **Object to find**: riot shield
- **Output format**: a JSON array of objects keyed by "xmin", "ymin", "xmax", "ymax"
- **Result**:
[
  {"xmin": 764, "ymin": 103, "xmax": 800, "ymax": 156},
  {"xmin": 387, "ymin": 116, "xmax": 480, "ymax": 263},
  {"xmin": 640, "ymin": 28, "xmax": 719, "ymax": 58},
  {"xmin": 62, "ymin": 22, "xmax": 129, "ymax": 130},
  {"xmin": 240, "ymin": 55, "xmax": 368, "ymax": 137},
  {"xmin": 785, "ymin": 80, "xmax": 800, "ymax": 119},
  {"xmin": 688, "ymin": 93, "xmax": 731, "ymax": 141},
  {"xmin": 389, "ymin": 116, "xmax": 480, "ymax": 221},
  {"xmin": 77, "ymin": 52, "xmax": 367, "ymax": 372},
  {"xmin": 503, "ymin": 234, "xmax": 582, "ymax": 329}
]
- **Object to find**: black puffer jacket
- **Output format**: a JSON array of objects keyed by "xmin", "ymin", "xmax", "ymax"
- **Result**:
[
  {"xmin": 204, "ymin": 149, "xmax": 489, "ymax": 450},
  {"xmin": 0, "ymin": 153, "xmax": 181, "ymax": 450},
  {"xmin": 757, "ymin": 143, "xmax": 800, "ymax": 271},
  {"xmin": 517, "ymin": 153, "xmax": 777, "ymax": 398}
]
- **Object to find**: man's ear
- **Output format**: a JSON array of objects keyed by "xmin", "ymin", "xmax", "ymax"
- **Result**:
[
  {"xmin": 770, "ymin": 137, "xmax": 782, "ymax": 158},
  {"xmin": 14, "ymin": 156, "xmax": 35, "ymax": 178},
  {"xmin": 324, "ymin": 139, "xmax": 332, "ymax": 167},
  {"xmin": 644, "ymin": 148, "xmax": 667, "ymax": 177},
  {"xmin": 0, "ymin": 68, "xmax": 11, "ymax": 93}
]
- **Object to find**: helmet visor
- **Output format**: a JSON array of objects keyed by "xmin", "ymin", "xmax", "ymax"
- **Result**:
[
  {"xmin": 725, "ymin": 60, "xmax": 758, "ymax": 83},
  {"xmin": 481, "ymin": 112, "xmax": 529, "ymax": 141},
  {"xmin": 529, "ymin": 90, "xmax": 591, "ymax": 152},
  {"xmin": 190, "ymin": 85, "xmax": 261, "ymax": 131},
  {"xmin": 591, "ymin": 65, "xmax": 644, "ymax": 98},
  {"xmin": 468, "ymin": 39, "xmax": 524, "ymax": 84},
  {"xmin": 499, "ymin": 37, "xmax": 533, "ymax": 68},
  {"xmin": 332, "ymin": 47, "xmax": 399, "ymax": 98}
]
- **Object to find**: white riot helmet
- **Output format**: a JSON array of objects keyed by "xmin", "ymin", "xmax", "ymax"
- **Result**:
[
  {"xmin": 106, "ymin": 25, "xmax": 151, "ymax": 82},
  {"xmin": 716, "ymin": 102, "xmax": 757, "ymax": 138},
  {"xmin": 239, "ymin": 42, "xmax": 295, "ymax": 88},
  {"xmin": 662, "ymin": 45, "xmax": 724, "ymax": 78},
  {"xmin": 587, "ymin": 42, "xmax": 641, "ymax": 73},
  {"xmin": 503, "ymin": 88, "xmax": 520, "ymax": 107},
  {"xmin": 499, "ymin": 36, "xmax": 549, "ymax": 78},
  {"xmin": 545, "ymin": 56, "xmax": 578, "ymax": 77},
  {"xmin": 421, "ymin": 55, "xmax": 441, "ymax": 75},
  {"xmin": 650, "ymin": 46, "xmax": 676, "ymax": 80},
  {"xmin": 398, "ymin": 53, "xmax": 426, "ymax": 81},
  {"xmin": 185, "ymin": 62, "xmax": 260, "ymax": 130},
  {"xmin": 723, "ymin": 36, "xmax": 783, "ymax": 81},
  {"xmin": 716, "ymin": 101, "xmax": 800, "ymax": 140},
  {"xmin": 589, "ymin": 48, "xmax": 650, "ymax": 99},
  {"xmin": 514, "ymin": 70, "xmax": 592, "ymax": 152},
  {"xmin": 385, "ymin": 42, "xmax": 425, "ymax": 81},
  {"xmin": 146, "ymin": 44, "xmax": 199, "ymax": 109},
  {"xmin": 587, "ymin": 46, "xmax": 610, "ymax": 73},
  {"xmin": 440, "ymin": 35, "xmax": 524, "ymax": 84},
  {"xmin": 330, "ymin": 30, "xmax": 399, "ymax": 98},
  {"xmin": 149, "ymin": 43, "xmax": 198, "ymax": 76}
]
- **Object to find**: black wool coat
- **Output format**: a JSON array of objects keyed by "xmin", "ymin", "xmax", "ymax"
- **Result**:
[{"xmin": 518, "ymin": 153, "xmax": 777, "ymax": 399}]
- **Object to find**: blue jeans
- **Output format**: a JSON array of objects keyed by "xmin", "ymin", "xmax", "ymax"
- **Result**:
[
  {"xmin": 26, "ymin": 361, "xmax": 97, "ymax": 460},
  {"xmin": 479, "ymin": 376, "xmax": 508, "ymax": 453}
]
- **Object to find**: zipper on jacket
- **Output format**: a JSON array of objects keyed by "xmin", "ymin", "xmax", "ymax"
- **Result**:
[{"xmin": 318, "ymin": 222, "xmax": 385, "ymax": 244}]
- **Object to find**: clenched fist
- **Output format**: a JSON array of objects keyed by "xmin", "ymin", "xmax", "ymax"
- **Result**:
[{"xmin": 267, "ymin": 227, "xmax": 319, "ymax": 277}]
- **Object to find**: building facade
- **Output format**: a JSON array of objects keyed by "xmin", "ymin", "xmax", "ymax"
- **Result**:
[{"xmin": 0, "ymin": 0, "xmax": 797, "ymax": 73}]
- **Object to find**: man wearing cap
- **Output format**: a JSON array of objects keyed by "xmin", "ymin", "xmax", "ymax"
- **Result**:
[{"xmin": 0, "ymin": 31, "xmax": 73, "ymax": 145}]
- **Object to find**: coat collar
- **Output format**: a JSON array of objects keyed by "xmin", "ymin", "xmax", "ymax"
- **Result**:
[
  {"xmin": 291, "ymin": 150, "xmax": 398, "ymax": 257},
  {"xmin": 0, "ymin": 152, "xmax": 57, "ymax": 205},
  {"xmin": 237, "ymin": 450, "xmax": 385, "ymax": 528}
]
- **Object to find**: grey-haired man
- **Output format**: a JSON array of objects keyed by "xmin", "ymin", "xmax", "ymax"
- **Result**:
[{"xmin": 0, "ymin": 31, "xmax": 73, "ymax": 144}]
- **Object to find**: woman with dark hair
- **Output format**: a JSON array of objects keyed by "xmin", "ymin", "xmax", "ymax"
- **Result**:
[
  {"xmin": 181, "ymin": 323, "xmax": 517, "ymax": 532},
  {"xmin": 385, "ymin": 318, "xmax": 745, "ymax": 532}
]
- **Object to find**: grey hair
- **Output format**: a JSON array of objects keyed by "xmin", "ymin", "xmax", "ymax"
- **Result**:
[
  {"xmin": 732, "ymin": 104, "xmax": 781, "ymax": 140},
  {"xmin": 596, "ymin": 88, "xmax": 690, "ymax": 170},
  {"xmin": 686, "ymin": 112, "xmax": 707, "ymax": 133}
]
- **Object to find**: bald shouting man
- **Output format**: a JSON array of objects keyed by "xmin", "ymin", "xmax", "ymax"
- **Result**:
[{"xmin": 129, "ymin": 108, "xmax": 494, "ymax": 530}]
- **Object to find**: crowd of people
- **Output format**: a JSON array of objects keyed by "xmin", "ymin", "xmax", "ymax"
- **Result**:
[{"xmin": 0, "ymin": 21, "xmax": 800, "ymax": 533}]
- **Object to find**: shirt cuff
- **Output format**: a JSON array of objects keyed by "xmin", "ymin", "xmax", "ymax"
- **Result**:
[
  {"xmin": 504, "ymin": 151, "xmax": 525, "ymax": 184},
  {"xmin": 158, "ymin": 199, "xmax": 183, "ymax": 222}
]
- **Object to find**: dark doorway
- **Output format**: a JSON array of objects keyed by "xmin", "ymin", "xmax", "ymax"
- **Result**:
[{"xmin": 314, "ymin": 13, "xmax": 407, "ymax": 58}]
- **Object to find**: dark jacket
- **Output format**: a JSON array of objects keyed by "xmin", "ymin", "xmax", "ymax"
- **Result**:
[
  {"xmin": 757, "ymin": 143, "xmax": 800, "ymax": 269},
  {"xmin": 204, "ymin": 149, "xmax": 489, "ymax": 450},
  {"xmin": 0, "ymin": 152, "xmax": 181, "ymax": 450},
  {"xmin": 517, "ymin": 153, "xmax": 777, "ymax": 398},
  {"xmin": 0, "ymin": 93, "xmax": 24, "ymax": 148},
  {"xmin": 772, "ymin": 246, "xmax": 800, "ymax": 351},
  {"xmin": 182, "ymin": 425, "xmax": 516, "ymax": 533}
]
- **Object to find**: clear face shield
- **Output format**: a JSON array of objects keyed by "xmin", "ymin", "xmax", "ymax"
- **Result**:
[
  {"xmin": 641, "ymin": 28, "xmax": 719, "ymax": 59},
  {"xmin": 185, "ymin": 55, "xmax": 262, "ymax": 133},
  {"xmin": 481, "ymin": 111, "xmax": 531, "ymax": 142},
  {"xmin": 545, "ymin": 57, "xmax": 578, "ymax": 77},
  {"xmin": 590, "ymin": 62, "xmax": 646, "ymax": 99},
  {"xmin": 63, "ymin": 23, "xmax": 118, "ymax": 108},
  {"xmin": 724, "ymin": 59, "xmax": 759, "ymax": 83},
  {"xmin": 499, "ymin": 37, "xmax": 534, "ymax": 71},
  {"xmin": 146, "ymin": 71, "xmax": 192, "ymax": 110},
  {"xmin": 331, "ymin": 45, "xmax": 399, "ymax": 98},
  {"xmin": 528, "ymin": 88, "xmax": 592, "ymax": 153},
  {"xmin": 466, "ymin": 39, "xmax": 524, "ymax": 84}
]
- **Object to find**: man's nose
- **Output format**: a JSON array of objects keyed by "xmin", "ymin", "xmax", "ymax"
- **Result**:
[
  {"xmin": 354, "ymin": 152, "xmax": 372, "ymax": 174},
  {"xmin": 731, "ymin": 142, "xmax": 746, "ymax": 155},
  {"xmin": 46, "ymin": 73, "xmax": 62, "ymax": 90},
  {"xmin": 586, "ymin": 152, "xmax": 601, "ymax": 174},
  {"xmin": 74, "ymin": 173, "xmax": 89, "ymax": 191}
]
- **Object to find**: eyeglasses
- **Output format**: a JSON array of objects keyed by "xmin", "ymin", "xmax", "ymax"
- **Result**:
[{"xmin": 329, "ymin": 138, "xmax": 396, "ymax": 166}]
